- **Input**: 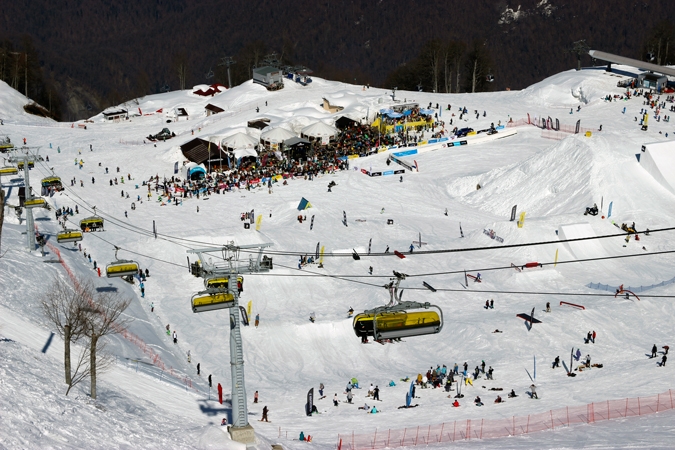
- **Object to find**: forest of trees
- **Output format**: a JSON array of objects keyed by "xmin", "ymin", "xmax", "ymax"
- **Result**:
[{"xmin": 0, "ymin": 1, "xmax": 673, "ymax": 121}]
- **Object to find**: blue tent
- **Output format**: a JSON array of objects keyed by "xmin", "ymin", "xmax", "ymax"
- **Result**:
[{"xmin": 297, "ymin": 197, "xmax": 312, "ymax": 210}]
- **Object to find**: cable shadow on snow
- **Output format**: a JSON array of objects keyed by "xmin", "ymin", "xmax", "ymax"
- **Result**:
[{"xmin": 197, "ymin": 398, "xmax": 231, "ymax": 423}]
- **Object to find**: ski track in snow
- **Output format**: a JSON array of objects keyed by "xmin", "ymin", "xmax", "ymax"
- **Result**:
[{"xmin": 1, "ymin": 66, "xmax": 675, "ymax": 449}]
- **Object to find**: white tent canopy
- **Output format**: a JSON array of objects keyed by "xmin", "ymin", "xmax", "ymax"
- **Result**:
[
  {"xmin": 260, "ymin": 127, "xmax": 296, "ymax": 144},
  {"xmin": 222, "ymin": 132, "xmax": 258, "ymax": 150},
  {"xmin": 301, "ymin": 121, "xmax": 338, "ymax": 139},
  {"xmin": 232, "ymin": 148, "xmax": 258, "ymax": 160}
]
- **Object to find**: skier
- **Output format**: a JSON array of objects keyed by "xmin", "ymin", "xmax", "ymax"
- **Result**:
[
  {"xmin": 530, "ymin": 384, "xmax": 538, "ymax": 399},
  {"xmin": 546, "ymin": 302, "xmax": 551, "ymax": 312},
  {"xmin": 474, "ymin": 396, "xmax": 483, "ymax": 406},
  {"xmin": 255, "ymin": 314, "xmax": 260, "ymax": 327},
  {"xmin": 140, "ymin": 282, "xmax": 145, "ymax": 298},
  {"xmin": 173, "ymin": 330, "xmax": 177, "ymax": 344},
  {"xmin": 490, "ymin": 299, "xmax": 494, "ymax": 309},
  {"xmin": 373, "ymin": 386, "xmax": 380, "ymax": 401},
  {"xmin": 661, "ymin": 355, "xmax": 667, "ymax": 367},
  {"xmin": 475, "ymin": 273, "xmax": 481, "ymax": 282},
  {"xmin": 254, "ymin": 391, "xmax": 259, "ymax": 403},
  {"xmin": 333, "ymin": 394, "xmax": 339, "ymax": 406},
  {"xmin": 319, "ymin": 383, "xmax": 324, "ymax": 397},
  {"xmin": 487, "ymin": 366, "xmax": 494, "ymax": 380},
  {"xmin": 261, "ymin": 405, "xmax": 269, "ymax": 421},
  {"xmin": 652, "ymin": 344, "xmax": 658, "ymax": 358},
  {"xmin": 409, "ymin": 243, "xmax": 414, "ymax": 253},
  {"xmin": 552, "ymin": 356, "xmax": 560, "ymax": 368},
  {"xmin": 485, "ymin": 300, "xmax": 490, "ymax": 309}
]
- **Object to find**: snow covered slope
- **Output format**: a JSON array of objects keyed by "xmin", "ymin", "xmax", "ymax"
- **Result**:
[{"xmin": 1, "ymin": 66, "xmax": 675, "ymax": 449}]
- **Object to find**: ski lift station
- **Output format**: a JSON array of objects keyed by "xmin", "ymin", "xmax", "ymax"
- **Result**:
[
  {"xmin": 589, "ymin": 49, "xmax": 674, "ymax": 91},
  {"xmin": 252, "ymin": 66, "xmax": 283, "ymax": 89}
]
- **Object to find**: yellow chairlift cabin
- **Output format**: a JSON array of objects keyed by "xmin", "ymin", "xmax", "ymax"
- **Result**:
[
  {"xmin": 80, "ymin": 216, "xmax": 104, "ymax": 232},
  {"xmin": 106, "ymin": 260, "xmax": 140, "ymax": 278},
  {"xmin": 41, "ymin": 176, "xmax": 63, "ymax": 191},
  {"xmin": 353, "ymin": 303, "xmax": 443, "ymax": 341},
  {"xmin": 0, "ymin": 166, "xmax": 18, "ymax": 176},
  {"xmin": 57, "ymin": 229, "xmax": 83, "ymax": 244},
  {"xmin": 191, "ymin": 288, "xmax": 235, "ymax": 313},
  {"xmin": 23, "ymin": 197, "xmax": 48, "ymax": 208},
  {"xmin": 0, "ymin": 135, "xmax": 13, "ymax": 152},
  {"xmin": 204, "ymin": 275, "xmax": 244, "ymax": 292},
  {"xmin": 16, "ymin": 161, "xmax": 34, "ymax": 170}
]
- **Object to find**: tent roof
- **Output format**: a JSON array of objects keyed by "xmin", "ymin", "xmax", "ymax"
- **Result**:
[
  {"xmin": 284, "ymin": 136, "xmax": 311, "ymax": 147},
  {"xmin": 261, "ymin": 127, "xmax": 296, "ymax": 144},
  {"xmin": 233, "ymin": 148, "xmax": 258, "ymax": 160},
  {"xmin": 301, "ymin": 121, "xmax": 338, "ymax": 138},
  {"xmin": 222, "ymin": 132, "xmax": 258, "ymax": 150},
  {"xmin": 180, "ymin": 138, "xmax": 229, "ymax": 166}
]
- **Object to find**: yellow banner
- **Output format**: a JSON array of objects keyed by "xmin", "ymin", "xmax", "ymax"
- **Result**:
[
  {"xmin": 256, "ymin": 215, "xmax": 262, "ymax": 231},
  {"xmin": 517, "ymin": 211, "xmax": 526, "ymax": 228},
  {"xmin": 247, "ymin": 300, "xmax": 252, "ymax": 317}
]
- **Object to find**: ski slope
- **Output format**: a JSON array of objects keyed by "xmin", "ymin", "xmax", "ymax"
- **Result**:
[{"xmin": 1, "ymin": 65, "xmax": 675, "ymax": 449}]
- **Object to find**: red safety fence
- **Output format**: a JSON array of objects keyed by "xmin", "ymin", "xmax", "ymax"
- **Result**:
[{"xmin": 337, "ymin": 390, "xmax": 674, "ymax": 449}]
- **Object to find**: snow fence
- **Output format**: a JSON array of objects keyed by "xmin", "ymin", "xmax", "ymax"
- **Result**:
[{"xmin": 336, "ymin": 390, "xmax": 675, "ymax": 449}]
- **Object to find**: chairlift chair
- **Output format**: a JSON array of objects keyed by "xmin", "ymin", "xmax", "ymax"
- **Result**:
[
  {"xmin": 16, "ymin": 161, "xmax": 34, "ymax": 170},
  {"xmin": 57, "ymin": 229, "xmax": 83, "ymax": 244},
  {"xmin": 191, "ymin": 288, "xmax": 235, "ymax": 313},
  {"xmin": 106, "ymin": 260, "xmax": 140, "ymax": 278},
  {"xmin": 204, "ymin": 275, "xmax": 244, "ymax": 292},
  {"xmin": 23, "ymin": 197, "xmax": 48, "ymax": 208},
  {"xmin": 0, "ymin": 166, "xmax": 18, "ymax": 176},
  {"xmin": 352, "ymin": 301, "xmax": 443, "ymax": 341},
  {"xmin": 41, "ymin": 175, "xmax": 63, "ymax": 191},
  {"xmin": 79, "ymin": 216, "xmax": 104, "ymax": 232},
  {"xmin": 486, "ymin": 74, "xmax": 495, "ymax": 83}
]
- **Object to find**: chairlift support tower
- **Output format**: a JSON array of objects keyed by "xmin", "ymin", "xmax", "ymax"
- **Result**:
[
  {"xmin": 8, "ymin": 146, "xmax": 41, "ymax": 251},
  {"xmin": 186, "ymin": 242, "xmax": 273, "ymax": 443}
]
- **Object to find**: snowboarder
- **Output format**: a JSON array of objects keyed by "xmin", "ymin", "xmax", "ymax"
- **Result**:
[
  {"xmin": 530, "ymin": 384, "xmax": 538, "ymax": 399},
  {"xmin": 652, "ymin": 344, "xmax": 658, "ymax": 358},
  {"xmin": 476, "ymin": 273, "xmax": 481, "ymax": 282},
  {"xmin": 254, "ymin": 391, "xmax": 259, "ymax": 403},
  {"xmin": 333, "ymin": 394, "xmax": 339, "ymax": 406},
  {"xmin": 552, "ymin": 356, "xmax": 560, "ymax": 368},
  {"xmin": 487, "ymin": 366, "xmax": 494, "ymax": 380},
  {"xmin": 173, "ymin": 330, "xmax": 177, "ymax": 344},
  {"xmin": 474, "ymin": 396, "xmax": 483, "ymax": 406},
  {"xmin": 585, "ymin": 354, "xmax": 591, "ymax": 368},
  {"xmin": 348, "ymin": 307, "xmax": 354, "ymax": 317},
  {"xmin": 546, "ymin": 302, "xmax": 551, "ymax": 312},
  {"xmin": 661, "ymin": 355, "xmax": 667, "ymax": 367},
  {"xmin": 373, "ymin": 386, "xmax": 380, "ymax": 401},
  {"xmin": 347, "ymin": 391, "xmax": 353, "ymax": 403},
  {"xmin": 490, "ymin": 299, "xmax": 494, "ymax": 309},
  {"xmin": 508, "ymin": 389, "xmax": 517, "ymax": 398},
  {"xmin": 409, "ymin": 243, "xmax": 414, "ymax": 253},
  {"xmin": 261, "ymin": 405, "xmax": 269, "ymax": 421}
]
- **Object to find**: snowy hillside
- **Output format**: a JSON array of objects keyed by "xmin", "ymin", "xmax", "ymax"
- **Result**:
[{"xmin": 1, "ymin": 66, "xmax": 675, "ymax": 450}]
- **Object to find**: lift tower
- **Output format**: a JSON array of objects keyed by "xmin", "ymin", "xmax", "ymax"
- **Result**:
[
  {"xmin": 187, "ymin": 242, "xmax": 273, "ymax": 444},
  {"xmin": 8, "ymin": 146, "xmax": 41, "ymax": 251}
]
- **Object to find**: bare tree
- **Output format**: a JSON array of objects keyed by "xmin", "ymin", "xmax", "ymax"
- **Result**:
[
  {"xmin": 173, "ymin": 52, "xmax": 189, "ymax": 91},
  {"xmin": 83, "ymin": 291, "xmax": 131, "ymax": 400},
  {"xmin": 40, "ymin": 277, "xmax": 90, "ymax": 385}
]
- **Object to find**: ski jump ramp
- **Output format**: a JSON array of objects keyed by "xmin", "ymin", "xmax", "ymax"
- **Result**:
[
  {"xmin": 558, "ymin": 223, "xmax": 607, "ymax": 260},
  {"xmin": 640, "ymin": 141, "xmax": 675, "ymax": 195}
]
